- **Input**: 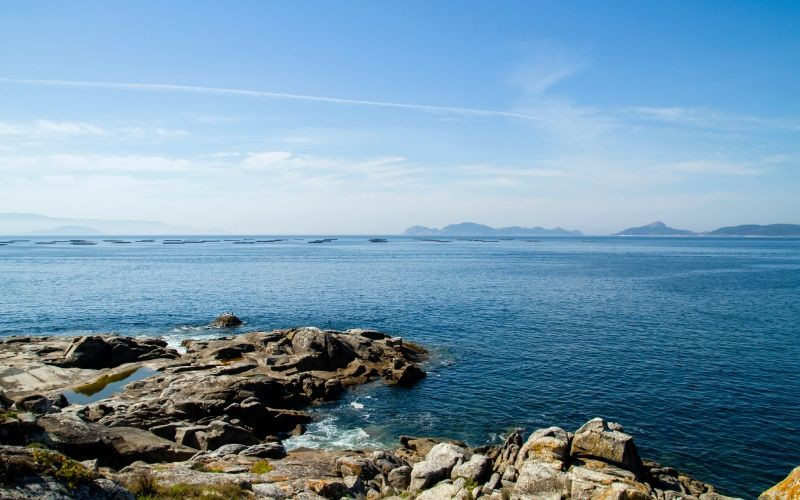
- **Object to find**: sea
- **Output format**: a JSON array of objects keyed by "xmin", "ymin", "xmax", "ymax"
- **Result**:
[{"xmin": 1, "ymin": 235, "xmax": 798, "ymax": 497}]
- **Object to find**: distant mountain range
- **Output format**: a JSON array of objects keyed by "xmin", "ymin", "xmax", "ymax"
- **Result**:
[
  {"xmin": 614, "ymin": 221, "xmax": 695, "ymax": 236},
  {"xmin": 615, "ymin": 221, "xmax": 800, "ymax": 236},
  {"xmin": 0, "ymin": 213, "xmax": 218, "ymax": 236},
  {"xmin": 705, "ymin": 224, "xmax": 800, "ymax": 236},
  {"xmin": 403, "ymin": 222, "xmax": 582, "ymax": 236},
  {"xmin": 27, "ymin": 225, "xmax": 107, "ymax": 236}
]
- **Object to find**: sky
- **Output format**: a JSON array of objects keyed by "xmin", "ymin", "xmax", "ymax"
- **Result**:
[{"xmin": 0, "ymin": 1, "xmax": 798, "ymax": 234}]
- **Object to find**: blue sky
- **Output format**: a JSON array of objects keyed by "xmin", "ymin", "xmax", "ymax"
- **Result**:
[{"xmin": 1, "ymin": 1, "xmax": 798, "ymax": 233}]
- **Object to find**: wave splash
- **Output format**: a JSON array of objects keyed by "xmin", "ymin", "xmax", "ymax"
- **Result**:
[{"xmin": 284, "ymin": 415, "xmax": 384, "ymax": 451}]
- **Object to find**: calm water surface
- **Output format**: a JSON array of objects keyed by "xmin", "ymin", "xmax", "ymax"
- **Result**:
[{"xmin": 1, "ymin": 236, "xmax": 798, "ymax": 497}]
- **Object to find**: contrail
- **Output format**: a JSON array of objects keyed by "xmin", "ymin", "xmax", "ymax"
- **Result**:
[{"xmin": 0, "ymin": 77, "xmax": 540, "ymax": 122}]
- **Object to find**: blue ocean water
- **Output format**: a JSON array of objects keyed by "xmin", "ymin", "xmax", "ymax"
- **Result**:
[{"xmin": 1, "ymin": 236, "xmax": 798, "ymax": 497}]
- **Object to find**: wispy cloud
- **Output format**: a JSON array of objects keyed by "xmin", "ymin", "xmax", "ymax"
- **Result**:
[
  {"xmin": 508, "ymin": 42, "xmax": 584, "ymax": 95},
  {"xmin": 0, "ymin": 77, "xmax": 543, "ymax": 122},
  {"xmin": 0, "ymin": 120, "xmax": 105, "ymax": 136},
  {"xmin": 0, "ymin": 119, "xmax": 188, "ymax": 140},
  {"xmin": 628, "ymin": 106, "xmax": 800, "ymax": 131}
]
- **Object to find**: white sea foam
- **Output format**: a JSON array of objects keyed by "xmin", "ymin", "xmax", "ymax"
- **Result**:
[
  {"xmin": 350, "ymin": 401, "xmax": 365, "ymax": 410},
  {"xmin": 162, "ymin": 326, "xmax": 222, "ymax": 353},
  {"xmin": 284, "ymin": 416, "xmax": 383, "ymax": 451}
]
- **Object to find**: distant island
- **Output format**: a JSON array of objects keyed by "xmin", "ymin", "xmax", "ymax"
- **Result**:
[
  {"xmin": 706, "ymin": 224, "xmax": 800, "ymax": 236},
  {"xmin": 0, "ymin": 212, "xmax": 220, "ymax": 236},
  {"xmin": 404, "ymin": 222, "xmax": 582, "ymax": 236},
  {"xmin": 27, "ymin": 225, "xmax": 107, "ymax": 236},
  {"xmin": 615, "ymin": 221, "xmax": 800, "ymax": 237},
  {"xmin": 614, "ymin": 221, "xmax": 695, "ymax": 236}
]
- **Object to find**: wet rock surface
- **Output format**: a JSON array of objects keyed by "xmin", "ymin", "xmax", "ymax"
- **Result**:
[{"xmin": 0, "ymin": 329, "xmax": 765, "ymax": 498}]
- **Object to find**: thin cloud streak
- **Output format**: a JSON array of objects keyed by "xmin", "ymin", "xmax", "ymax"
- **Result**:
[{"xmin": 0, "ymin": 77, "xmax": 544, "ymax": 122}]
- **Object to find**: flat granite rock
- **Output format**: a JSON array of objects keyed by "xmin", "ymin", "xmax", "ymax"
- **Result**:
[{"xmin": 0, "ymin": 328, "xmax": 755, "ymax": 499}]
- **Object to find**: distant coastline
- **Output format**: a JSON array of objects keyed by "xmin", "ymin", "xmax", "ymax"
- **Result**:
[
  {"xmin": 2, "ymin": 212, "xmax": 799, "ymax": 237},
  {"xmin": 614, "ymin": 221, "xmax": 800, "ymax": 237}
]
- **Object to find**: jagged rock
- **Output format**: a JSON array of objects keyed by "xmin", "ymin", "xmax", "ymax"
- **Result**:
[
  {"xmin": 502, "ymin": 464, "xmax": 518, "ymax": 481},
  {"xmin": 38, "ymin": 413, "xmax": 196, "ymax": 467},
  {"xmin": 483, "ymin": 471, "xmax": 501, "ymax": 493},
  {"xmin": 59, "ymin": 336, "xmax": 175, "ymax": 369},
  {"xmin": 0, "ymin": 391, "xmax": 15, "ymax": 408},
  {"xmin": 14, "ymin": 394, "xmax": 53, "ymax": 414},
  {"xmin": 336, "ymin": 455, "xmax": 380, "ymax": 480},
  {"xmin": 239, "ymin": 442, "xmax": 287, "ymax": 459},
  {"xmin": 343, "ymin": 474, "xmax": 366, "ymax": 497},
  {"xmin": 306, "ymin": 478, "xmax": 351, "ymax": 498},
  {"xmin": 384, "ymin": 363, "xmax": 426, "ymax": 387},
  {"xmin": 567, "ymin": 464, "xmax": 651, "ymax": 499},
  {"xmin": 760, "ymin": 465, "xmax": 800, "ymax": 499},
  {"xmin": 387, "ymin": 465, "xmax": 411, "ymax": 490},
  {"xmin": 0, "ymin": 412, "xmax": 42, "ymax": 445},
  {"xmin": 515, "ymin": 426, "xmax": 571, "ymax": 469},
  {"xmin": 208, "ymin": 343, "xmax": 255, "ymax": 360},
  {"xmin": 288, "ymin": 327, "xmax": 356, "ymax": 370},
  {"xmin": 397, "ymin": 436, "xmax": 464, "ymax": 464},
  {"xmin": 148, "ymin": 422, "xmax": 185, "ymax": 441},
  {"xmin": 174, "ymin": 420, "xmax": 258, "ymax": 450},
  {"xmin": 570, "ymin": 417, "xmax": 642, "ymax": 472},
  {"xmin": 493, "ymin": 430, "xmax": 522, "ymax": 472},
  {"xmin": 452, "ymin": 453, "xmax": 491, "ymax": 482},
  {"xmin": 210, "ymin": 313, "xmax": 242, "ymax": 328}
]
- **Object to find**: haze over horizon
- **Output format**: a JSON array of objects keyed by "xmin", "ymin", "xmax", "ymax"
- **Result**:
[{"xmin": 1, "ymin": 1, "xmax": 798, "ymax": 234}]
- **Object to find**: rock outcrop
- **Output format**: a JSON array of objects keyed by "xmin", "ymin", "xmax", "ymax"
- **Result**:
[
  {"xmin": 210, "ymin": 313, "xmax": 243, "ymax": 328},
  {"xmin": 760, "ymin": 465, "xmax": 800, "ymax": 499},
  {"xmin": 0, "ymin": 330, "xmax": 749, "ymax": 499},
  {"xmin": 59, "ymin": 336, "xmax": 176, "ymax": 369}
]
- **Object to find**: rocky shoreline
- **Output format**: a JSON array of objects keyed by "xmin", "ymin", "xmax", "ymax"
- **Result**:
[{"xmin": 0, "ymin": 324, "xmax": 791, "ymax": 499}]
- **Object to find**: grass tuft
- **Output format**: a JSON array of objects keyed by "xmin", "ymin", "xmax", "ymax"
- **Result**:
[
  {"xmin": 31, "ymin": 448, "xmax": 94, "ymax": 489},
  {"xmin": 250, "ymin": 459, "xmax": 273, "ymax": 474}
]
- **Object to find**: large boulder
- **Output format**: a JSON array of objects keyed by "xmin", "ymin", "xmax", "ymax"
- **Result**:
[
  {"xmin": 410, "ymin": 443, "xmax": 468, "ymax": 491},
  {"xmin": 760, "ymin": 465, "xmax": 800, "ymax": 499},
  {"xmin": 60, "ymin": 336, "xmax": 175, "ymax": 369},
  {"xmin": 451, "ymin": 453, "xmax": 491, "ymax": 483},
  {"xmin": 515, "ymin": 426, "xmax": 571, "ymax": 469},
  {"xmin": 570, "ymin": 417, "xmax": 642, "ymax": 472},
  {"xmin": 288, "ymin": 327, "xmax": 356, "ymax": 371},
  {"xmin": 514, "ymin": 460, "xmax": 569, "ymax": 496},
  {"xmin": 387, "ymin": 465, "xmax": 412, "ymax": 490},
  {"xmin": 174, "ymin": 420, "xmax": 258, "ymax": 450},
  {"xmin": 384, "ymin": 363, "xmax": 426, "ymax": 387},
  {"xmin": 416, "ymin": 480, "xmax": 465, "ymax": 500},
  {"xmin": 335, "ymin": 455, "xmax": 380, "ymax": 480},
  {"xmin": 567, "ymin": 464, "xmax": 650, "ymax": 499}
]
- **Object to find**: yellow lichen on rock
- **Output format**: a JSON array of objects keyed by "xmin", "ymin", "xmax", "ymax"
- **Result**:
[{"xmin": 760, "ymin": 466, "xmax": 800, "ymax": 499}]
